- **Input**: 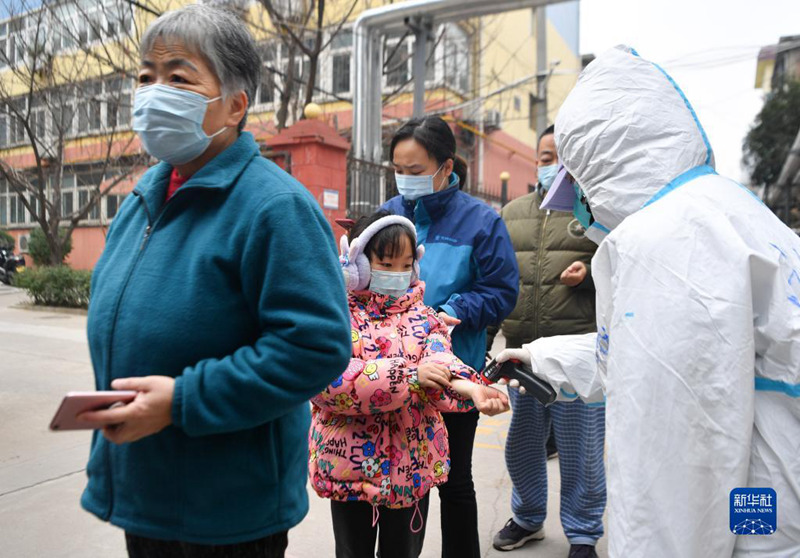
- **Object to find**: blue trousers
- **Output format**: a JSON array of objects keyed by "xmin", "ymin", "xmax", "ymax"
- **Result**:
[{"xmin": 505, "ymin": 387, "xmax": 607, "ymax": 545}]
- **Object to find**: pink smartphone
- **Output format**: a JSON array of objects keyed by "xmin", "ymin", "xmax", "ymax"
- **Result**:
[{"xmin": 49, "ymin": 391, "xmax": 138, "ymax": 431}]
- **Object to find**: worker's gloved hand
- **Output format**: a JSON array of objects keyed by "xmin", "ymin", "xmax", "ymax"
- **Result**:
[
  {"xmin": 495, "ymin": 348, "xmax": 531, "ymax": 366},
  {"xmin": 494, "ymin": 348, "xmax": 533, "ymax": 394}
]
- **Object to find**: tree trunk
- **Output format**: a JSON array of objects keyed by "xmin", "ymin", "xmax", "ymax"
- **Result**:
[
  {"xmin": 47, "ymin": 228, "xmax": 62, "ymax": 266},
  {"xmin": 276, "ymin": 41, "xmax": 297, "ymax": 131},
  {"xmin": 303, "ymin": 0, "xmax": 324, "ymax": 110}
]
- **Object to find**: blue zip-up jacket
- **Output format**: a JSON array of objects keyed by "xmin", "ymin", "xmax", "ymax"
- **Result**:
[
  {"xmin": 82, "ymin": 132, "xmax": 351, "ymax": 544},
  {"xmin": 383, "ymin": 176, "xmax": 519, "ymax": 372}
]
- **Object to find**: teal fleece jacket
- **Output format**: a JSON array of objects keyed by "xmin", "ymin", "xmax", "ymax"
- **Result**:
[{"xmin": 82, "ymin": 132, "xmax": 351, "ymax": 544}]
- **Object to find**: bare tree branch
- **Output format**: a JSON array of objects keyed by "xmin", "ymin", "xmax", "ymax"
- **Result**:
[{"xmin": 0, "ymin": 0, "xmax": 147, "ymax": 264}]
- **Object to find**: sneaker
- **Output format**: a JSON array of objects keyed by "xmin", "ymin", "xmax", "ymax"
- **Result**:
[
  {"xmin": 492, "ymin": 518, "xmax": 545, "ymax": 551},
  {"xmin": 568, "ymin": 544, "xmax": 598, "ymax": 558}
]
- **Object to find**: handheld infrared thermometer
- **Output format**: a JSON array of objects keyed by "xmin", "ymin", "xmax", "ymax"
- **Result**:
[{"xmin": 482, "ymin": 358, "xmax": 557, "ymax": 407}]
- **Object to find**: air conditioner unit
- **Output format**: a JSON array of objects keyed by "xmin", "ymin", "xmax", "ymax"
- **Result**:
[
  {"xmin": 18, "ymin": 233, "xmax": 31, "ymax": 253},
  {"xmin": 485, "ymin": 109, "xmax": 502, "ymax": 129}
]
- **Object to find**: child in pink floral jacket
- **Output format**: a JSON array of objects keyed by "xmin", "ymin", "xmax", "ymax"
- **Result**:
[{"xmin": 309, "ymin": 211, "xmax": 509, "ymax": 558}]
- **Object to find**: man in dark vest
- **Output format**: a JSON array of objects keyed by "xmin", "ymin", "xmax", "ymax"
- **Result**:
[{"xmin": 490, "ymin": 126, "xmax": 606, "ymax": 558}]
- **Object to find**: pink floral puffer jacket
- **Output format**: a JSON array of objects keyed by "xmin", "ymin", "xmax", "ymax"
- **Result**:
[{"xmin": 309, "ymin": 282, "xmax": 478, "ymax": 509}]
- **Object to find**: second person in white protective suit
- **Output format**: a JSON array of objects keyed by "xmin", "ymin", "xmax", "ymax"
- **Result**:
[{"xmin": 496, "ymin": 45, "xmax": 800, "ymax": 558}]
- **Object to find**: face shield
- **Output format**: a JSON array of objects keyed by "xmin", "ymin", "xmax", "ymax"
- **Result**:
[{"xmin": 541, "ymin": 165, "xmax": 610, "ymax": 244}]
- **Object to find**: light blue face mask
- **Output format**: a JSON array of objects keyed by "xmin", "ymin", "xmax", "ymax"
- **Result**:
[
  {"xmin": 537, "ymin": 164, "xmax": 558, "ymax": 190},
  {"xmin": 133, "ymin": 84, "xmax": 227, "ymax": 165},
  {"xmin": 572, "ymin": 183, "xmax": 593, "ymax": 231},
  {"xmin": 395, "ymin": 163, "xmax": 445, "ymax": 201},
  {"xmin": 572, "ymin": 183, "xmax": 609, "ymax": 244},
  {"xmin": 370, "ymin": 270, "xmax": 412, "ymax": 298}
]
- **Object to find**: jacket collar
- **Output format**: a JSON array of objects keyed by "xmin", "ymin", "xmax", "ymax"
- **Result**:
[
  {"xmin": 133, "ymin": 132, "xmax": 261, "ymax": 212},
  {"xmin": 400, "ymin": 173, "xmax": 460, "ymax": 222},
  {"xmin": 350, "ymin": 282, "xmax": 426, "ymax": 318}
]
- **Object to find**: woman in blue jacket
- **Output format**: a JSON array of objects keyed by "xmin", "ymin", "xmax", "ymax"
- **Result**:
[
  {"xmin": 79, "ymin": 6, "xmax": 351, "ymax": 557},
  {"xmin": 383, "ymin": 116, "xmax": 519, "ymax": 557}
]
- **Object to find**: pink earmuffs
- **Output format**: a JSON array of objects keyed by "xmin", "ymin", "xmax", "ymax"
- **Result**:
[{"xmin": 339, "ymin": 215, "xmax": 425, "ymax": 291}]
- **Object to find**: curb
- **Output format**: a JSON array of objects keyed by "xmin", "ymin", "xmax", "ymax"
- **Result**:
[{"xmin": 12, "ymin": 302, "xmax": 88, "ymax": 316}]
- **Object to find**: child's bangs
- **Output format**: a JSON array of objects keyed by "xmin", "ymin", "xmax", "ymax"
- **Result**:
[{"xmin": 368, "ymin": 225, "xmax": 416, "ymax": 261}]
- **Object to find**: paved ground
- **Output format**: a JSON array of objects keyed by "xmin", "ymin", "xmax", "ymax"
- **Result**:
[{"xmin": 0, "ymin": 284, "xmax": 608, "ymax": 558}]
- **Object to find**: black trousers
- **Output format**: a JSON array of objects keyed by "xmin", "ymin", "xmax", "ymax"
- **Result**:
[
  {"xmin": 330, "ymin": 496, "xmax": 430, "ymax": 558},
  {"xmin": 124, "ymin": 531, "xmax": 288, "ymax": 558},
  {"xmin": 438, "ymin": 410, "xmax": 480, "ymax": 558}
]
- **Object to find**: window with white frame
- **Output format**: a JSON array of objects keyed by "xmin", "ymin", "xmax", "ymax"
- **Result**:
[
  {"xmin": 330, "ymin": 29, "xmax": 352, "ymax": 95},
  {"xmin": 0, "ymin": 180, "xmax": 6, "ymax": 226},
  {"xmin": 0, "ymin": 98, "xmax": 30, "ymax": 148},
  {"xmin": 255, "ymin": 41, "xmax": 321, "ymax": 107},
  {"xmin": 46, "ymin": 0, "xmax": 133, "ymax": 53},
  {"xmin": 60, "ymin": 174, "xmax": 76, "ymax": 218},
  {"xmin": 0, "ymin": 86, "xmax": 125, "ymax": 149},
  {"xmin": 0, "ymin": 22, "xmax": 7, "ymax": 69},
  {"xmin": 0, "ymin": 172, "xmax": 128, "ymax": 226},
  {"xmin": 0, "ymin": 12, "xmax": 50, "ymax": 68},
  {"xmin": 442, "ymin": 24, "xmax": 470, "ymax": 93},
  {"xmin": 104, "ymin": 1, "xmax": 133, "ymax": 39},
  {"xmin": 8, "ymin": 193, "xmax": 26, "ymax": 225},
  {"xmin": 51, "ymin": 90, "xmax": 76, "ymax": 140},
  {"xmin": 382, "ymin": 30, "xmax": 447, "ymax": 93},
  {"xmin": 28, "ymin": 191, "xmax": 40, "ymax": 223},
  {"xmin": 67, "ymin": 77, "xmax": 133, "ymax": 137},
  {"xmin": 271, "ymin": 0, "xmax": 303, "ymax": 22},
  {"xmin": 30, "ymin": 95, "xmax": 47, "ymax": 140},
  {"xmin": 51, "ymin": 4, "xmax": 77, "ymax": 52},
  {"xmin": 75, "ymin": 170, "xmax": 103, "ymax": 221},
  {"xmin": 255, "ymin": 43, "xmax": 277, "ymax": 107},
  {"xmin": 0, "ymin": 179, "xmax": 36, "ymax": 226},
  {"xmin": 385, "ymin": 39, "xmax": 411, "ymax": 88},
  {"xmin": 77, "ymin": 81, "xmax": 103, "ymax": 135},
  {"xmin": 1, "ymin": 16, "xmax": 28, "ymax": 68},
  {"xmin": 104, "ymin": 76, "xmax": 132, "ymax": 130},
  {"xmin": 105, "ymin": 192, "xmax": 126, "ymax": 219},
  {"xmin": 293, "ymin": 38, "xmax": 321, "ymax": 95}
]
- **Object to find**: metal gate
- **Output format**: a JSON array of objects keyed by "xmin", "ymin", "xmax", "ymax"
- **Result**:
[{"xmin": 346, "ymin": 157, "xmax": 398, "ymax": 219}]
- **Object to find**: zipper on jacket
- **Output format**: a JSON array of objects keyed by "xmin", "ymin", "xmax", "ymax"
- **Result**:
[
  {"xmin": 532, "ymin": 209, "xmax": 550, "ymax": 340},
  {"xmin": 133, "ymin": 191, "xmax": 154, "ymax": 251},
  {"xmin": 102, "ymin": 190, "xmax": 152, "ymax": 521},
  {"xmin": 100, "ymin": 185, "xmax": 215, "ymax": 520}
]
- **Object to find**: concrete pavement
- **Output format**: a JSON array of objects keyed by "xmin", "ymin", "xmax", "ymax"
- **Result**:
[{"xmin": 0, "ymin": 285, "xmax": 607, "ymax": 558}]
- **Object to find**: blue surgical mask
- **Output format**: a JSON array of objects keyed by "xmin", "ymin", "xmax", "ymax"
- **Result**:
[
  {"xmin": 395, "ymin": 164, "xmax": 444, "ymax": 201},
  {"xmin": 370, "ymin": 270, "xmax": 412, "ymax": 298},
  {"xmin": 133, "ymin": 84, "xmax": 227, "ymax": 165},
  {"xmin": 537, "ymin": 164, "xmax": 558, "ymax": 190}
]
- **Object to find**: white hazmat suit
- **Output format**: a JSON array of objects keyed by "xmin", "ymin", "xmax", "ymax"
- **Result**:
[{"xmin": 500, "ymin": 46, "xmax": 800, "ymax": 557}]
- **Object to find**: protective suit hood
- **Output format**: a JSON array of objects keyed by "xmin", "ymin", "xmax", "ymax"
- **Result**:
[{"xmin": 554, "ymin": 45, "xmax": 715, "ymax": 232}]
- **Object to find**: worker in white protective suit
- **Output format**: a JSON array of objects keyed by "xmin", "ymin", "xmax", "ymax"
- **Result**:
[{"xmin": 495, "ymin": 45, "xmax": 800, "ymax": 558}]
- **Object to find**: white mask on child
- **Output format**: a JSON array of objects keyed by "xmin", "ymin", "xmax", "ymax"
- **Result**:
[{"xmin": 370, "ymin": 270, "xmax": 412, "ymax": 298}]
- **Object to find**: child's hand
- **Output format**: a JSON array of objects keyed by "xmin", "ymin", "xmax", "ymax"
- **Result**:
[
  {"xmin": 418, "ymin": 363, "xmax": 452, "ymax": 391},
  {"xmin": 471, "ymin": 385, "xmax": 510, "ymax": 416}
]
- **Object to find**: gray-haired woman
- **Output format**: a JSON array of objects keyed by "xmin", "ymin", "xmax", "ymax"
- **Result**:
[{"xmin": 79, "ymin": 5, "xmax": 351, "ymax": 557}]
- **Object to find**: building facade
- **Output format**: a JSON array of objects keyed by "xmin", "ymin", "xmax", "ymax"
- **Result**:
[{"xmin": 0, "ymin": 0, "xmax": 581, "ymax": 269}]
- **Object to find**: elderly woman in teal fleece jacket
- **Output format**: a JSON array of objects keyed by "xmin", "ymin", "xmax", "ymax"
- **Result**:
[{"xmin": 78, "ymin": 5, "xmax": 351, "ymax": 557}]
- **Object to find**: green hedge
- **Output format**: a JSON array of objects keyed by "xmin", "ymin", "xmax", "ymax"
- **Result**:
[
  {"xmin": 29, "ymin": 227, "xmax": 73, "ymax": 266},
  {"xmin": 14, "ymin": 266, "xmax": 92, "ymax": 309},
  {"xmin": 0, "ymin": 229, "xmax": 14, "ymax": 250}
]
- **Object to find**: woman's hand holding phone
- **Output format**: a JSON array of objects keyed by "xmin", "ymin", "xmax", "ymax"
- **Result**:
[{"xmin": 78, "ymin": 376, "xmax": 175, "ymax": 444}]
